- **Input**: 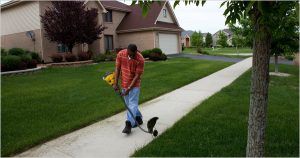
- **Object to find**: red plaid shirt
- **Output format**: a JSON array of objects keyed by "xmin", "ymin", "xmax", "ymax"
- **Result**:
[{"xmin": 116, "ymin": 49, "xmax": 145, "ymax": 88}]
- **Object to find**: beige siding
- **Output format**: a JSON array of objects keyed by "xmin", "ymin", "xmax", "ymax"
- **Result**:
[
  {"xmin": 1, "ymin": 1, "xmax": 40, "ymax": 35},
  {"xmin": 102, "ymin": 10, "xmax": 127, "ymax": 52},
  {"xmin": 1, "ymin": 29, "xmax": 43, "ymax": 56},
  {"xmin": 118, "ymin": 31, "xmax": 154, "ymax": 51},
  {"xmin": 157, "ymin": 5, "xmax": 174, "ymax": 23}
]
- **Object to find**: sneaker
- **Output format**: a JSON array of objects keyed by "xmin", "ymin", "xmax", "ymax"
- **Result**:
[
  {"xmin": 136, "ymin": 116, "xmax": 143, "ymax": 125},
  {"xmin": 122, "ymin": 121, "xmax": 132, "ymax": 134}
]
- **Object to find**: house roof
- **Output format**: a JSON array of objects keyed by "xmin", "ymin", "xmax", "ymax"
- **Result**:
[
  {"xmin": 116, "ymin": 1, "xmax": 182, "ymax": 33},
  {"xmin": 100, "ymin": 0, "xmax": 131, "ymax": 12},
  {"xmin": 1, "ymin": 0, "xmax": 23, "ymax": 10},
  {"xmin": 181, "ymin": 30, "xmax": 194, "ymax": 37},
  {"xmin": 213, "ymin": 29, "xmax": 232, "ymax": 36}
]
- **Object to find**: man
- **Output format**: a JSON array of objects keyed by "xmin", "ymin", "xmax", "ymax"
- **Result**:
[{"xmin": 113, "ymin": 44, "xmax": 145, "ymax": 134}]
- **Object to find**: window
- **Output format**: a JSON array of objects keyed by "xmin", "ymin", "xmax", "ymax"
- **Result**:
[
  {"xmin": 57, "ymin": 44, "xmax": 69, "ymax": 53},
  {"xmin": 104, "ymin": 35, "xmax": 113, "ymax": 51},
  {"xmin": 104, "ymin": 10, "xmax": 112, "ymax": 22},
  {"xmin": 163, "ymin": 9, "xmax": 167, "ymax": 17}
]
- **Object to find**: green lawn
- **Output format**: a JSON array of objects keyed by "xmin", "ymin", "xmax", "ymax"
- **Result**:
[
  {"xmin": 183, "ymin": 47, "xmax": 253, "ymax": 57},
  {"xmin": 1, "ymin": 58, "xmax": 232, "ymax": 156},
  {"xmin": 133, "ymin": 64, "xmax": 299, "ymax": 157}
]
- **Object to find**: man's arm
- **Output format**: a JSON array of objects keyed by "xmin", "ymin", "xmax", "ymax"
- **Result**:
[{"xmin": 113, "ymin": 68, "xmax": 120, "ymax": 91}]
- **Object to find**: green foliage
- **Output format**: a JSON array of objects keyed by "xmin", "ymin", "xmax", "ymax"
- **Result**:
[
  {"xmin": 92, "ymin": 54, "xmax": 106, "ymax": 62},
  {"xmin": 1, "ymin": 55, "xmax": 22, "ymax": 71},
  {"xmin": 191, "ymin": 31, "xmax": 203, "ymax": 47},
  {"xmin": 217, "ymin": 31, "xmax": 228, "ymax": 47},
  {"xmin": 149, "ymin": 52, "xmax": 167, "ymax": 61},
  {"xmin": 151, "ymin": 48, "xmax": 163, "ymax": 55},
  {"xmin": 205, "ymin": 33, "xmax": 213, "ymax": 47},
  {"xmin": 1, "ymin": 48, "xmax": 8, "ymax": 57},
  {"xmin": 20, "ymin": 54, "xmax": 32, "ymax": 64},
  {"xmin": 141, "ymin": 50, "xmax": 152, "ymax": 58},
  {"xmin": 29, "ymin": 52, "xmax": 41, "ymax": 63},
  {"xmin": 8, "ymin": 48, "xmax": 25, "ymax": 56}
]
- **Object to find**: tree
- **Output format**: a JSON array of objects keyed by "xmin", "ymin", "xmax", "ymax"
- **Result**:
[
  {"xmin": 229, "ymin": 18, "xmax": 253, "ymax": 48},
  {"xmin": 133, "ymin": 1, "xmax": 299, "ymax": 156},
  {"xmin": 205, "ymin": 33, "xmax": 213, "ymax": 47},
  {"xmin": 230, "ymin": 8, "xmax": 299, "ymax": 73},
  {"xmin": 217, "ymin": 31, "xmax": 228, "ymax": 47},
  {"xmin": 191, "ymin": 31, "xmax": 203, "ymax": 48},
  {"xmin": 41, "ymin": 1, "xmax": 106, "ymax": 52},
  {"xmin": 270, "ymin": 6, "xmax": 299, "ymax": 73}
]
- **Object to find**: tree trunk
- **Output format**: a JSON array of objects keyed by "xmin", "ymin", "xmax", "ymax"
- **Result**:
[
  {"xmin": 275, "ymin": 54, "xmax": 279, "ymax": 73},
  {"xmin": 67, "ymin": 44, "xmax": 74, "ymax": 53},
  {"xmin": 246, "ymin": 7, "xmax": 272, "ymax": 157}
]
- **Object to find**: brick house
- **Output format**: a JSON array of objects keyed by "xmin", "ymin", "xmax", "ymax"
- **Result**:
[{"xmin": 1, "ymin": 0, "xmax": 182, "ymax": 62}]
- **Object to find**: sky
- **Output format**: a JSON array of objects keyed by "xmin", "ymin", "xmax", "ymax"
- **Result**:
[{"xmin": 0, "ymin": 0, "xmax": 228, "ymax": 34}]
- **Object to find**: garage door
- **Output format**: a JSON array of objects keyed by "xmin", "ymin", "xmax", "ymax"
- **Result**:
[{"xmin": 159, "ymin": 33, "xmax": 179, "ymax": 55}]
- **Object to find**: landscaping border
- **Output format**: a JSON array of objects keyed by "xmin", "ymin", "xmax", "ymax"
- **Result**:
[{"xmin": 1, "ymin": 67, "xmax": 43, "ymax": 75}]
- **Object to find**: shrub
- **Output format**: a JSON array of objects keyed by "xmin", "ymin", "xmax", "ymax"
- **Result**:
[
  {"xmin": 151, "ymin": 48, "xmax": 163, "ymax": 55},
  {"xmin": 8, "ymin": 48, "xmax": 25, "ymax": 56},
  {"xmin": 141, "ymin": 50, "xmax": 151, "ymax": 58},
  {"xmin": 1, "ymin": 55, "xmax": 22, "ymax": 71},
  {"xmin": 106, "ymin": 54, "xmax": 117, "ymax": 61},
  {"xmin": 65, "ymin": 53, "xmax": 77, "ymax": 62},
  {"xmin": 20, "ymin": 54, "xmax": 32, "ymax": 64},
  {"xmin": 202, "ymin": 51, "xmax": 209, "ymax": 55},
  {"xmin": 1, "ymin": 48, "xmax": 8, "ymax": 57},
  {"xmin": 93, "ymin": 54, "xmax": 106, "ymax": 63},
  {"xmin": 30, "ymin": 52, "xmax": 41, "ymax": 63},
  {"xmin": 50, "ymin": 53, "xmax": 63, "ymax": 63},
  {"xmin": 182, "ymin": 45, "xmax": 185, "ymax": 51},
  {"xmin": 78, "ymin": 52, "xmax": 90, "ymax": 61},
  {"xmin": 196, "ymin": 47, "xmax": 205, "ymax": 54},
  {"xmin": 149, "ymin": 52, "xmax": 162, "ymax": 61},
  {"xmin": 18, "ymin": 62, "xmax": 27, "ymax": 70},
  {"xmin": 285, "ymin": 54, "xmax": 294, "ymax": 61},
  {"xmin": 160, "ymin": 53, "xmax": 167, "ymax": 61},
  {"xmin": 86, "ymin": 50, "xmax": 93, "ymax": 59},
  {"xmin": 28, "ymin": 59, "xmax": 38, "ymax": 68}
]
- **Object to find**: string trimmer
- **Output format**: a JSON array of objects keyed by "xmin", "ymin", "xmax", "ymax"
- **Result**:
[{"xmin": 103, "ymin": 72, "xmax": 159, "ymax": 137}]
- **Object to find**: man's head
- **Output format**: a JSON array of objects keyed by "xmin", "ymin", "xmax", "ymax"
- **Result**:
[{"xmin": 127, "ymin": 44, "xmax": 137, "ymax": 58}]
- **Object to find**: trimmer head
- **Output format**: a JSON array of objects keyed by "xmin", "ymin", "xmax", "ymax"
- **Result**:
[{"xmin": 147, "ymin": 117, "xmax": 159, "ymax": 137}]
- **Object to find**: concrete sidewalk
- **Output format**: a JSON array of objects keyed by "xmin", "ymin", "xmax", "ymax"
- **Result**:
[{"xmin": 17, "ymin": 57, "xmax": 253, "ymax": 157}]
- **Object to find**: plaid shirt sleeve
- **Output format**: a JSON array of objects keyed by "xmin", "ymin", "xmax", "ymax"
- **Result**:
[
  {"xmin": 136, "ymin": 57, "xmax": 144, "ymax": 75},
  {"xmin": 116, "ymin": 52, "xmax": 122, "ymax": 69}
]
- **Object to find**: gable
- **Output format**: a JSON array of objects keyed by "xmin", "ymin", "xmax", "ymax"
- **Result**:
[{"xmin": 157, "ymin": 5, "xmax": 174, "ymax": 23}]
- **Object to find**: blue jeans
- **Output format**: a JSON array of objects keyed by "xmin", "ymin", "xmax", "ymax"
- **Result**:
[{"xmin": 123, "ymin": 87, "xmax": 142, "ymax": 126}]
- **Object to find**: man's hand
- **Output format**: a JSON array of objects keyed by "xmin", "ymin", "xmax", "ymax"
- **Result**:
[
  {"xmin": 122, "ymin": 88, "xmax": 130, "ymax": 96},
  {"xmin": 113, "ymin": 84, "xmax": 119, "ymax": 92}
]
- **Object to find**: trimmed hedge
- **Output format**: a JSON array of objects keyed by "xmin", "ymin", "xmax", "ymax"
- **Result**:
[
  {"xmin": 1, "ymin": 48, "xmax": 40, "ymax": 72},
  {"xmin": 92, "ymin": 54, "xmax": 106, "ymax": 63},
  {"xmin": 1, "ymin": 55, "xmax": 22, "ymax": 71},
  {"xmin": 65, "ymin": 53, "xmax": 77, "ymax": 62},
  {"xmin": 142, "ymin": 48, "xmax": 167, "ymax": 61},
  {"xmin": 78, "ymin": 52, "xmax": 91, "ymax": 61},
  {"xmin": 8, "ymin": 48, "xmax": 25, "ymax": 56},
  {"xmin": 50, "ymin": 53, "xmax": 63, "ymax": 63}
]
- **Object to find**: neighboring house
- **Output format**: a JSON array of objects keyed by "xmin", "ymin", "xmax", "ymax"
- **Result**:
[
  {"xmin": 181, "ymin": 30, "xmax": 193, "ymax": 47},
  {"xmin": 1, "ymin": 0, "xmax": 182, "ymax": 62},
  {"xmin": 212, "ymin": 29, "xmax": 233, "ymax": 46}
]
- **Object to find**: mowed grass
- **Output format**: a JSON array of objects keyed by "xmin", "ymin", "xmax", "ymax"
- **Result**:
[
  {"xmin": 1, "ymin": 58, "xmax": 232, "ymax": 156},
  {"xmin": 183, "ymin": 47, "xmax": 253, "ymax": 57},
  {"xmin": 133, "ymin": 64, "xmax": 299, "ymax": 157}
]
